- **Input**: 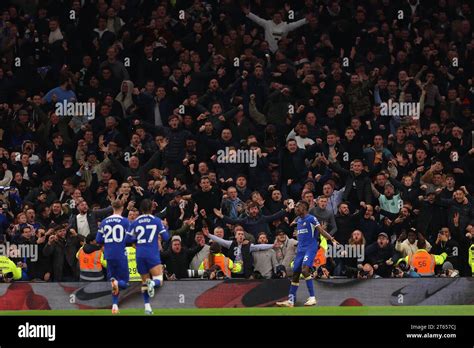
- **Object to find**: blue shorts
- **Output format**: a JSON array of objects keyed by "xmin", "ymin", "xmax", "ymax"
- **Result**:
[
  {"xmin": 106, "ymin": 258, "xmax": 129, "ymax": 283},
  {"xmin": 136, "ymin": 256, "xmax": 161, "ymax": 275},
  {"xmin": 293, "ymin": 244, "xmax": 318, "ymax": 273}
]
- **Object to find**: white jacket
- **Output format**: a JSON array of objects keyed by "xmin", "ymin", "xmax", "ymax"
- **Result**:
[{"xmin": 247, "ymin": 13, "xmax": 307, "ymax": 52}]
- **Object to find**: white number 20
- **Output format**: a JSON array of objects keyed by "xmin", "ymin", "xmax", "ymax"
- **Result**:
[{"xmin": 104, "ymin": 225, "xmax": 124, "ymax": 243}]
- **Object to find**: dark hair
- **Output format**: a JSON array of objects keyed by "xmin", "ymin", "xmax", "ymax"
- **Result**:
[
  {"xmin": 140, "ymin": 199, "xmax": 153, "ymax": 214},
  {"xmin": 297, "ymin": 200, "xmax": 309, "ymax": 211}
]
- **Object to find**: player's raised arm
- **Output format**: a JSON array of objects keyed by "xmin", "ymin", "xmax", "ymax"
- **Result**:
[
  {"xmin": 157, "ymin": 218, "xmax": 170, "ymax": 242},
  {"xmin": 317, "ymin": 224, "xmax": 338, "ymax": 244},
  {"xmin": 96, "ymin": 222, "xmax": 105, "ymax": 244}
]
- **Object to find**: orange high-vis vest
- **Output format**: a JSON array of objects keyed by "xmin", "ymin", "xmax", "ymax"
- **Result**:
[
  {"xmin": 203, "ymin": 254, "xmax": 232, "ymax": 278},
  {"xmin": 313, "ymin": 247, "xmax": 327, "ymax": 268},
  {"xmin": 78, "ymin": 249, "xmax": 104, "ymax": 281},
  {"xmin": 407, "ymin": 250, "xmax": 435, "ymax": 276}
]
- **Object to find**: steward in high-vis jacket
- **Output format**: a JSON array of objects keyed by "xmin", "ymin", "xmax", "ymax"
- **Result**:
[
  {"xmin": 469, "ymin": 244, "xmax": 474, "ymax": 276},
  {"xmin": 398, "ymin": 240, "xmax": 447, "ymax": 277},
  {"xmin": 199, "ymin": 243, "xmax": 238, "ymax": 278},
  {"xmin": 0, "ymin": 255, "xmax": 22, "ymax": 281},
  {"xmin": 125, "ymin": 245, "xmax": 141, "ymax": 282},
  {"xmin": 76, "ymin": 233, "xmax": 106, "ymax": 281}
]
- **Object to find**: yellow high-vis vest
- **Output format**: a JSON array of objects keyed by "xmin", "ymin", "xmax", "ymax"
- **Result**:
[{"xmin": 126, "ymin": 246, "xmax": 141, "ymax": 282}]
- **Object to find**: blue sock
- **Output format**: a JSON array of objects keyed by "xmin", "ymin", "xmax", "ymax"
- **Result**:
[
  {"xmin": 153, "ymin": 279, "xmax": 161, "ymax": 288},
  {"xmin": 289, "ymin": 282, "xmax": 299, "ymax": 303},
  {"xmin": 142, "ymin": 291, "xmax": 150, "ymax": 304},
  {"xmin": 118, "ymin": 280, "xmax": 128, "ymax": 289},
  {"xmin": 305, "ymin": 276, "xmax": 315, "ymax": 297},
  {"xmin": 112, "ymin": 294, "xmax": 119, "ymax": 305}
]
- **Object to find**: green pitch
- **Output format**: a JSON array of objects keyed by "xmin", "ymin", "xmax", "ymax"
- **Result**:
[{"xmin": 0, "ymin": 306, "xmax": 473, "ymax": 316}]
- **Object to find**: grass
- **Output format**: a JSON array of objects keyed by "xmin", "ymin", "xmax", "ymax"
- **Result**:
[{"xmin": 0, "ymin": 305, "xmax": 473, "ymax": 316}]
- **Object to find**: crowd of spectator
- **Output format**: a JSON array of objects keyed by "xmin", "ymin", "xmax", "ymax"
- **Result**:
[{"xmin": 0, "ymin": 0, "xmax": 473, "ymax": 282}]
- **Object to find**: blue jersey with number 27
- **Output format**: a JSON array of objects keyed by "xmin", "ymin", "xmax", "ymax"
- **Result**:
[
  {"xmin": 296, "ymin": 214, "xmax": 320, "ymax": 250},
  {"xmin": 128, "ymin": 214, "xmax": 170, "ymax": 258}
]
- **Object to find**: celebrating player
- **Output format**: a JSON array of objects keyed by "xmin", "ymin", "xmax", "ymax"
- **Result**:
[
  {"xmin": 128, "ymin": 199, "xmax": 169, "ymax": 315},
  {"xmin": 96, "ymin": 199, "xmax": 131, "ymax": 314},
  {"xmin": 276, "ymin": 200, "xmax": 338, "ymax": 307}
]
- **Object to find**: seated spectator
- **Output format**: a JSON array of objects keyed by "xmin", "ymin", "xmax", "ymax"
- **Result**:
[
  {"xmin": 252, "ymin": 232, "xmax": 280, "ymax": 279},
  {"xmin": 273, "ymin": 229, "xmax": 298, "ymax": 276},
  {"xmin": 364, "ymin": 232, "xmax": 399, "ymax": 278}
]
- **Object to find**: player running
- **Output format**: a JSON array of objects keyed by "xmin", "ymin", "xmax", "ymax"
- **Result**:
[
  {"xmin": 276, "ymin": 200, "xmax": 338, "ymax": 307},
  {"xmin": 128, "ymin": 199, "xmax": 169, "ymax": 315},
  {"xmin": 96, "ymin": 199, "xmax": 131, "ymax": 314}
]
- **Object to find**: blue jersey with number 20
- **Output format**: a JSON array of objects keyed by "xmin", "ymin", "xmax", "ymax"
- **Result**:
[{"xmin": 97, "ymin": 214, "xmax": 131, "ymax": 260}]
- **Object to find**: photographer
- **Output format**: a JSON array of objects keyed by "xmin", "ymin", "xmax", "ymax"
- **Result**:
[
  {"xmin": 199, "ymin": 242, "xmax": 235, "ymax": 279},
  {"xmin": 273, "ymin": 229, "xmax": 298, "ymax": 276},
  {"xmin": 391, "ymin": 260, "xmax": 421, "ymax": 278},
  {"xmin": 397, "ymin": 238, "xmax": 448, "ymax": 277},
  {"xmin": 356, "ymin": 263, "xmax": 381, "ymax": 279},
  {"xmin": 252, "ymin": 232, "xmax": 280, "ymax": 279},
  {"xmin": 0, "ymin": 254, "xmax": 22, "ymax": 282},
  {"xmin": 43, "ymin": 224, "xmax": 81, "ymax": 281},
  {"xmin": 0, "ymin": 233, "xmax": 22, "ymax": 282}
]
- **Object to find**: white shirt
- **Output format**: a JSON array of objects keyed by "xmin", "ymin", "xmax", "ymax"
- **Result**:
[
  {"xmin": 154, "ymin": 100, "xmax": 163, "ymax": 126},
  {"xmin": 48, "ymin": 28, "xmax": 63, "ymax": 44},
  {"xmin": 76, "ymin": 213, "xmax": 90, "ymax": 237},
  {"xmin": 22, "ymin": 166, "xmax": 30, "ymax": 180},
  {"xmin": 247, "ymin": 13, "xmax": 307, "ymax": 53}
]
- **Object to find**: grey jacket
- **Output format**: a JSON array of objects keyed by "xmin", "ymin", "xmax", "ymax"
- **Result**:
[
  {"xmin": 309, "ymin": 206, "xmax": 337, "ymax": 236},
  {"xmin": 252, "ymin": 248, "xmax": 279, "ymax": 279},
  {"xmin": 274, "ymin": 237, "xmax": 298, "ymax": 276}
]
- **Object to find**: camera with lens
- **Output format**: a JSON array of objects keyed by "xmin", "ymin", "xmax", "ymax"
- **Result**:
[
  {"xmin": 0, "ymin": 271, "xmax": 14, "ymax": 283},
  {"xmin": 273, "ymin": 265, "xmax": 287, "ymax": 279},
  {"xmin": 187, "ymin": 269, "xmax": 204, "ymax": 278}
]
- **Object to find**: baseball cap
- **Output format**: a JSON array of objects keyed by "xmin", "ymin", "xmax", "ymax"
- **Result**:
[
  {"xmin": 171, "ymin": 235, "xmax": 181, "ymax": 243},
  {"xmin": 378, "ymin": 232, "xmax": 389, "ymax": 239}
]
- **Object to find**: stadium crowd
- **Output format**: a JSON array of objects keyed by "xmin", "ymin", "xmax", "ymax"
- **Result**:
[{"xmin": 0, "ymin": 0, "xmax": 473, "ymax": 282}]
